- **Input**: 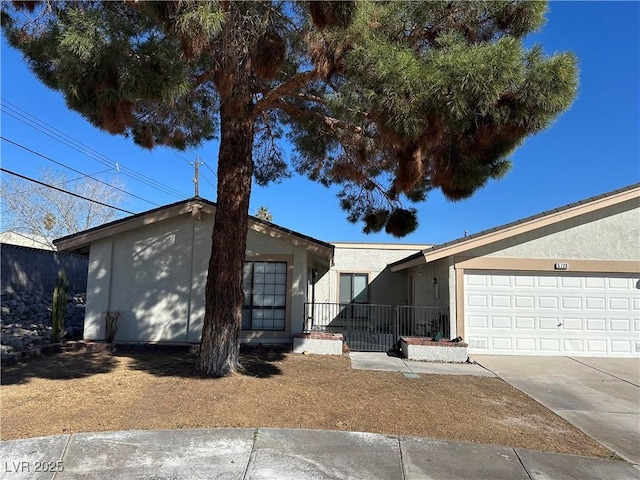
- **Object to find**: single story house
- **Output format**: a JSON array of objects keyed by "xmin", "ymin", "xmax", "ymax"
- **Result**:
[
  {"xmin": 390, "ymin": 183, "xmax": 640, "ymax": 357},
  {"xmin": 54, "ymin": 198, "xmax": 334, "ymax": 345},
  {"xmin": 54, "ymin": 183, "xmax": 639, "ymax": 358}
]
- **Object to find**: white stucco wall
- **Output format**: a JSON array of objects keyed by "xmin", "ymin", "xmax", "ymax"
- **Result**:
[
  {"xmin": 84, "ymin": 237, "xmax": 113, "ymax": 340},
  {"xmin": 83, "ymin": 211, "xmax": 321, "ymax": 344},
  {"xmin": 314, "ymin": 244, "xmax": 427, "ymax": 306}
]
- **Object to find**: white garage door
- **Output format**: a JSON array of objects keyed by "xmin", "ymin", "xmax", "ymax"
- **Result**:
[{"xmin": 465, "ymin": 271, "xmax": 640, "ymax": 357}]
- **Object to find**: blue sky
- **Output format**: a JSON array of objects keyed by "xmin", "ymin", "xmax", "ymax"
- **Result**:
[{"xmin": 1, "ymin": 1, "xmax": 638, "ymax": 245}]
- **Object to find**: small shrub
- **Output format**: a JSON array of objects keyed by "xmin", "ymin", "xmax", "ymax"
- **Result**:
[{"xmin": 50, "ymin": 269, "xmax": 68, "ymax": 343}]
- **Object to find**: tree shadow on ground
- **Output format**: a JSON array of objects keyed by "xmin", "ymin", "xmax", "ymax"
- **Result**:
[
  {"xmin": 239, "ymin": 349, "xmax": 286, "ymax": 378},
  {"xmin": 1, "ymin": 351, "xmax": 118, "ymax": 386},
  {"xmin": 113, "ymin": 346, "xmax": 286, "ymax": 379}
]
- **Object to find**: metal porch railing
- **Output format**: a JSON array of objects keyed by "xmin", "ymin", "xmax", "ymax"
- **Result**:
[{"xmin": 303, "ymin": 302, "xmax": 450, "ymax": 352}]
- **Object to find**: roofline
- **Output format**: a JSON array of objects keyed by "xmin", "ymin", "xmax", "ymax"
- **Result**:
[
  {"xmin": 330, "ymin": 242, "xmax": 432, "ymax": 250},
  {"xmin": 389, "ymin": 183, "xmax": 640, "ymax": 272},
  {"xmin": 54, "ymin": 197, "xmax": 334, "ymax": 256}
]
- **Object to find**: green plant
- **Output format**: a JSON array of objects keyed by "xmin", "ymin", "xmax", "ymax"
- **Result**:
[
  {"xmin": 104, "ymin": 311, "xmax": 120, "ymax": 343},
  {"xmin": 50, "ymin": 269, "xmax": 69, "ymax": 343}
]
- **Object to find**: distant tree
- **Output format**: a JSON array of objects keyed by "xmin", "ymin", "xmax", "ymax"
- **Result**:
[
  {"xmin": 255, "ymin": 206, "xmax": 273, "ymax": 222},
  {"xmin": 2, "ymin": 1, "xmax": 578, "ymax": 376},
  {"xmin": 1, "ymin": 167, "xmax": 126, "ymax": 249}
]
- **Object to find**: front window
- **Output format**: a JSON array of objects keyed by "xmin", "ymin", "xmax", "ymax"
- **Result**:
[
  {"xmin": 242, "ymin": 261, "xmax": 287, "ymax": 331},
  {"xmin": 339, "ymin": 273, "xmax": 369, "ymax": 304},
  {"xmin": 339, "ymin": 273, "xmax": 369, "ymax": 320}
]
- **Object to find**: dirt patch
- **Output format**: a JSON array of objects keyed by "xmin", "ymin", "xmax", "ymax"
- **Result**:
[{"xmin": 0, "ymin": 350, "xmax": 611, "ymax": 458}]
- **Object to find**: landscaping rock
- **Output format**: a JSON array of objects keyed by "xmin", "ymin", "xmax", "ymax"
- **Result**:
[{"xmin": 0, "ymin": 290, "xmax": 85, "ymax": 355}]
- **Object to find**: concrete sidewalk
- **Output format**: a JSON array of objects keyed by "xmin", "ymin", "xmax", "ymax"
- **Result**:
[
  {"xmin": 1, "ymin": 428, "xmax": 637, "ymax": 480},
  {"xmin": 349, "ymin": 351, "xmax": 495, "ymax": 377}
]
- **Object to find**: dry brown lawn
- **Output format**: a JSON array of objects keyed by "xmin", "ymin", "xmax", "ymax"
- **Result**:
[{"xmin": 0, "ymin": 349, "xmax": 611, "ymax": 458}]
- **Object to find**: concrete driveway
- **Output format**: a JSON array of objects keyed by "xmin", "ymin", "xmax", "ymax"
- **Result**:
[{"xmin": 472, "ymin": 355, "xmax": 640, "ymax": 467}]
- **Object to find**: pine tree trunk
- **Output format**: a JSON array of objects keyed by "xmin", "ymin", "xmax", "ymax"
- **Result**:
[{"xmin": 194, "ymin": 101, "xmax": 254, "ymax": 376}]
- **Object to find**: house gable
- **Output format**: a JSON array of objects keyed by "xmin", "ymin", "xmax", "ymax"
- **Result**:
[
  {"xmin": 457, "ymin": 199, "xmax": 639, "ymax": 262},
  {"xmin": 390, "ymin": 183, "xmax": 640, "ymax": 272},
  {"xmin": 54, "ymin": 197, "xmax": 334, "ymax": 260}
]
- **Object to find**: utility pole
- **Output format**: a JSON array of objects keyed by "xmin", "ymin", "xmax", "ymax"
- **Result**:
[{"xmin": 191, "ymin": 157, "xmax": 204, "ymax": 197}]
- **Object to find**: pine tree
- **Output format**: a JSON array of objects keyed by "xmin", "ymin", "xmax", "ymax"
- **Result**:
[{"xmin": 2, "ymin": 1, "xmax": 578, "ymax": 376}]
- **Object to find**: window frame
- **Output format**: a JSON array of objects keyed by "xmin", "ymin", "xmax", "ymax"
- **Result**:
[
  {"xmin": 338, "ymin": 272, "xmax": 370, "ymax": 321},
  {"xmin": 242, "ymin": 260, "xmax": 288, "ymax": 331},
  {"xmin": 339, "ymin": 272, "xmax": 370, "ymax": 304}
]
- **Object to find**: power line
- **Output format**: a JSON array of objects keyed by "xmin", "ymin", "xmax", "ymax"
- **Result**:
[
  {"xmin": 2, "ymin": 106, "xmax": 186, "ymax": 198},
  {"xmin": 1, "ymin": 98, "xmax": 188, "ymax": 199},
  {"xmin": 203, "ymin": 162, "xmax": 218, "ymax": 179},
  {"xmin": 172, "ymin": 150, "xmax": 192, "ymax": 165},
  {"xmin": 1, "ymin": 167, "xmax": 135, "ymax": 215},
  {"xmin": 1, "ymin": 136, "xmax": 160, "ymax": 207},
  {"xmin": 4, "ymin": 167, "xmax": 114, "ymax": 198},
  {"xmin": 200, "ymin": 172, "xmax": 217, "ymax": 191}
]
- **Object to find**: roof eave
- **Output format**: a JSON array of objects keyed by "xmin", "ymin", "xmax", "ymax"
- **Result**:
[
  {"xmin": 55, "ymin": 198, "xmax": 335, "ymax": 260},
  {"xmin": 390, "ymin": 183, "xmax": 640, "ymax": 272}
]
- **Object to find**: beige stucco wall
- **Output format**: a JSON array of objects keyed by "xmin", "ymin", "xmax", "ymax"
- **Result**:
[
  {"xmin": 467, "ymin": 201, "xmax": 639, "ymax": 261},
  {"xmin": 314, "ymin": 244, "xmax": 427, "ymax": 306},
  {"xmin": 83, "ymin": 211, "xmax": 318, "ymax": 344}
]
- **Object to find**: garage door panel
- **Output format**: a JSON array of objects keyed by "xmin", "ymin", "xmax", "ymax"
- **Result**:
[
  {"xmin": 514, "ymin": 275, "xmax": 534, "ymax": 287},
  {"xmin": 610, "ymin": 298, "xmax": 631, "ymax": 311},
  {"xmin": 538, "ymin": 296, "xmax": 558, "ymax": 309},
  {"xmin": 468, "ymin": 315, "xmax": 488, "ymax": 328},
  {"xmin": 515, "ymin": 296, "xmax": 535, "ymax": 308},
  {"xmin": 540, "ymin": 338, "xmax": 561, "ymax": 352},
  {"xmin": 467, "ymin": 294, "xmax": 487, "ymax": 307},
  {"xmin": 490, "ymin": 295, "xmax": 510, "ymax": 308},
  {"xmin": 466, "ymin": 275, "xmax": 488, "ymax": 286},
  {"xmin": 515, "ymin": 338, "xmax": 536, "ymax": 352},
  {"xmin": 491, "ymin": 316, "xmax": 511, "ymax": 329},
  {"xmin": 560, "ymin": 277, "xmax": 581, "ymax": 289},
  {"xmin": 585, "ymin": 277, "xmax": 606, "ymax": 288},
  {"xmin": 585, "ymin": 318, "xmax": 606, "ymax": 331},
  {"xmin": 611, "ymin": 341, "xmax": 633, "ymax": 354},
  {"xmin": 587, "ymin": 339, "xmax": 607, "ymax": 353},
  {"xmin": 465, "ymin": 271, "xmax": 640, "ymax": 358},
  {"xmin": 562, "ymin": 317, "xmax": 583, "ymax": 330},
  {"xmin": 491, "ymin": 337, "xmax": 512, "ymax": 351},
  {"xmin": 537, "ymin": 276, "xmax": 558, "ymax": 288},
  {"xmin": 585, "ymin": 297, "xmax": 606, "ymax": 310},
  {"xmin": 610, "ymin": 318, "xmax": 631, "ymax": 332},
  {"xmin": 608, "ymin": 277, "xmax": 630, "ymax": 289},
  {"xmin": 515, "ymin": 316, "xmax": 535, "ymax": 329},
  {"xmin": 563, "ymin": 339, "xmax": 584, "ymax": 353},
  {"xmin": 490, "ymin": 275, "xmax": 511, "ymax": 287},
  {"xmin": 561, "ymin": 297, "xmax": 582, "ymax": 309},
  {"xmin": 539, "ymin": 317, "xmax": 560, "ymax": 330}
]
